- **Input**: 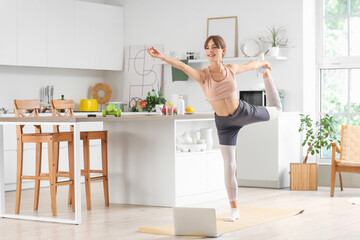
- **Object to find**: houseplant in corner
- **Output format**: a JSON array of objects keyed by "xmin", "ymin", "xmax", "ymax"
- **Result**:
[
  {"xmin": 290, "ymin": 114, "xmax": 339, "ymax": 190},
  {"xmin": 144, "ymin": 88, "xmax": 166, "ymax": 112},
  {"xmin": 259, "ymin": 25, "xmax": 288, "ymax": 57}
]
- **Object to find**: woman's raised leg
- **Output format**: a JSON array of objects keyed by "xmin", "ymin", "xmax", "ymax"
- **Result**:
[{"xmin": 258, "ymin": 67, "xmax": 282, "ymax": 120}]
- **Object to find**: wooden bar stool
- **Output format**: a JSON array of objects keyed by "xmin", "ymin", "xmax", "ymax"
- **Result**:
[
  {"xmin": 51, "ymin": 100, "xmax": 109, "ymax": 210},
  {"xmin": 14, "ymin": 99, "xmax": 75, "ymax": 216}
]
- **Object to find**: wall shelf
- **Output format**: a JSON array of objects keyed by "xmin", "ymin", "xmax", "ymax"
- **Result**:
[{"xmin": 153, "ymin": 56, "xmax": 287, "ymax": 65}]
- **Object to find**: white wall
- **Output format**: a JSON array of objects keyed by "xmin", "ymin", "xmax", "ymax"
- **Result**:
[
  {"xmin": 0, "ymin": 65, "xmax": 105, "ymax": 111},
  {"xmin": 107, "ymin": 0, "xmax": 305, "ymax": 113}
]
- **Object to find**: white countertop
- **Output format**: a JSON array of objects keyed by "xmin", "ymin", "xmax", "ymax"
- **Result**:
[{"xmin": 0, "ymin": 112, "xmax": 216, "ymax": 123}]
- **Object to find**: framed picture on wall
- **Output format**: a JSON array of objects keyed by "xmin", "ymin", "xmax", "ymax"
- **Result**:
[{"xmin": 207, "ymin": 16, "xmax": 238, "ymax": 58}]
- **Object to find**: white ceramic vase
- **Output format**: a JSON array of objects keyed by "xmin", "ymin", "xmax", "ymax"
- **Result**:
[
  {"xmin": 155, "ymin": 104, "xmax": 164, "ymax": 114},
  {"xmin": 267, "ymin": 47, "xmax": 279, "ymax": 57},
  {"xmin": 196, "ymin": 128, "xmax": 213, "ymax": 151}
]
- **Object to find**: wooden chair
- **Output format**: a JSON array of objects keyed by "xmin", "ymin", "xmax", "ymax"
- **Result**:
[
  {"xmin": 51, "ymin": 100, "xmax": 109, "ymax": 210},
  {"xmin": 331, "ymin": 125, "xmax": 360, "ymax": 197},
  {"xmin": 14, "ymin": 99, "xmax": 75, "ymax": 216}
]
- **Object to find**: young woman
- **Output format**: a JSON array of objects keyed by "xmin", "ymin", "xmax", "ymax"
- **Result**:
[{"xmin": 147, "ymin": 35, "xmax": 282, "ymax": 222}]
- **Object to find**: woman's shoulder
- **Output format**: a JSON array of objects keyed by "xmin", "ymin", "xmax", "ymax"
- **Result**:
[
  {"xmin": 200, "ymin": 67, "xmax": 208, "ymax": 77},
  {"xmin": 225, "ymin": 64, "xmax": 237, "ymax": 76}
]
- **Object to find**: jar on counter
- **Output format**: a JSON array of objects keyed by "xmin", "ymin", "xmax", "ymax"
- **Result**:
[{"xmin": 186, "ymin": 52, "xmax": 194, "ymax": 60}]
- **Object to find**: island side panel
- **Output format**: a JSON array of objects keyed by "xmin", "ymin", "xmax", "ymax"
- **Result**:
[{"xmin": 104, "ymin": 119, "xmax": 176, "ymax": 207}]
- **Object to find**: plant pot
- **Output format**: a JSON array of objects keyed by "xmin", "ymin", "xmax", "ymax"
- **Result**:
[
  {"xmin": 290, "ymin": 163, "xmax": 318, "ymax": 190},
  {"xmin": 155, "ymin": 104, "xmax": 164, "ymax": 113},
  {"xmin": 267, "ymin": 47, "xmax": 279, "ymax": 57}
]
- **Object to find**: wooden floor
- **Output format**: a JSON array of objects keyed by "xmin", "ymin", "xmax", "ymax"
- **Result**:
[{"xmin": 1, "ymin": 182, "xmax": 360, "ymax": 240}]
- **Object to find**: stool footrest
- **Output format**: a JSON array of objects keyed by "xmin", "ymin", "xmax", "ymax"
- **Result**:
[
  {"xmin": 81, "ymin": 169, "xmax": 104, "ymax": 175},
  {"xmin": 39, "ymin": 172, "xmax": 70, "ymax": 177},
  {"xmin": 56, "ymin": 171, "xmax": 71, "ymax": 177},
  {"xmin": 89, "ymin": 176, "xmax": 106, "ymax": 181},
  {"xmin": 21, "ymin": 175, "xmax": 48, "ymax": 180},
  {"xmin": 55, "ymin": 180, "xmax": 74, "ymax": 186}
]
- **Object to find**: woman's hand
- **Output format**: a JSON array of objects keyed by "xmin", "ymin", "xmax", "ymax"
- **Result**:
[
  {"xmin": 255, "ymin": 60, "xmax": 272, "ymax": 71},
  {"xmin": 147, "ymin": 46, "xmax": 164, "ymax": 59}
]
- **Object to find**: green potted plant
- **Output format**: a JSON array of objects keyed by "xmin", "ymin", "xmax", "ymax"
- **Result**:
[
  {"xmin": 259, "ymin": 25, "xmax": 288, "ymax": 57},
  {"xmin": 290, "ymin": 114, "xmax": 339, "ymax": 190},
  {"xmin": 144, "ymin": 89, "xmax": 166, "ymax": 112}
]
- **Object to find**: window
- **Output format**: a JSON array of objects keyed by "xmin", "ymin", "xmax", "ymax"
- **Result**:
[{"xmin": 318, "ymin": 0, "xmax": 360, "ymax": 163}]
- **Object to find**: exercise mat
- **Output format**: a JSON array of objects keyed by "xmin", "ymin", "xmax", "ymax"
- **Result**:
[{"xmin": 139, "ymin": 206, "xmax": 304, "ymax": 238}]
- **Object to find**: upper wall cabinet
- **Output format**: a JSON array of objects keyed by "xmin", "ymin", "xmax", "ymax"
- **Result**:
[
  {"xmin": 99, "ymin": 4, "xmax": 124, "ymax": 70},
  {"xmin": 17, "ymin": 0, "xmax": 47, "ymax": 67},
  {"xmin": 0, "ymin": 0, "xmax": 124, "ymax": 71},
  {"xmin": 46, "ymin": 0, "xmax": 75, "ymax": 68},
  {"xmin": 0, "ymin": 0, "xmax": 17, "ymax": 65},
  {"xmin": 74, "ymin": 1, "xmax": 101, "ymax": 70},
  {"xmin": 74, "ymin": 1, "xmax": 123, "ymax": 70}
]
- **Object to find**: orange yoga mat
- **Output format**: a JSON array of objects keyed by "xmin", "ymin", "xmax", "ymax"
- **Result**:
[{"xmin": 139, "ymin": 206, "xmax": 304, "ymax": 238}]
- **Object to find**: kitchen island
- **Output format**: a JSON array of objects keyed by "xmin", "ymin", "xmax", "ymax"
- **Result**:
[{"xmin": 0, "ymin": 113, "xmax": 224, "ymax": 224}]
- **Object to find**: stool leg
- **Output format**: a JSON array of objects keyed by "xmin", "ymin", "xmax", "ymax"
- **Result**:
[
  {"xmin": 54, "ymin": 142, "xmax": 60, "ymax": 196},
  {"xmin": 102, "ymin": 135, "xmax": 109, "ymax": 206},
  {"xmin": 83, "ymin": 136, "xmax": 92, "ymax": 210},
  {"xmin": 15, "ymin": 140, "xmax": 24, "ymax": 214},
  {"xmin": 68, "ymin": 140, "xmax": 75, "ymax": 212},
  {"xmin": 34, "ymin": 142, "xmax": 42, "ymax": 210},
  {"xmin": 48, "ymin": 140, "xmax": 57, "ymax": 216}
]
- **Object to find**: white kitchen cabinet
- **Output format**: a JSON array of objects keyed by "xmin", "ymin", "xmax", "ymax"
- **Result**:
[
  {"xmin": 0, "ymin": 0, "xmax": 124, "ymax": 70},
  {"xmin": 237, "ymin": 113, "xmax": 301, "ymax": 188},
  {"xmin": 99, "ymin": 4, "xmax": 124, "ymax": 70},
  {"xmin": 3, "ymin": 120, "xmax": 104, "ymax": 191},
  {"xmin": 106, "ymin": 117, "xmax": 226, "ymax": 207},
  {"xmin": 175, "ymin": 150, "xmax": 225, "ymax": 206},
  {"xmin": 74, "ymin": 1, "xmax": 101, "ymax": 70},
  {"xmin": 17, "ymin": 0, "xmax": 47, "ymax": 67},
  {"xmin": 46, "ymin": 0, "xmax": 75, "ymax": 68},
  {"xmin": 75, "ymin": 1, "xmax": 123, "ymax": 70},
  {"xmin": 0, "ymin": 0, "xmax": 17, "ymax": 65},
  {"xmin": 176, "ymin": 152, "xmax": 208, "ymax": 197}
]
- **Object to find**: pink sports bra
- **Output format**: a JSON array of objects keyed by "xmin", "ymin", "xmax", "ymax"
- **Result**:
[{"xmin": 201, "ymin": 65, "xmax": 237, "ymax": 102}]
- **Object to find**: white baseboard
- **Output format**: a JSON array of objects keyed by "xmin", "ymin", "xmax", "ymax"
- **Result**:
[{"xmin": 237, "ymin": 179, "xmax": 288, "ymax": 188}]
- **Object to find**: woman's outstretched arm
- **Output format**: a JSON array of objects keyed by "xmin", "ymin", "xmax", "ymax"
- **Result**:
[
  {"xmin": 228, "ymin": 60, "xmax": 271, "ymax": 74},
  {"xmin": 147, "ymin": 47, "xmax": 205, "ymax": 85}
]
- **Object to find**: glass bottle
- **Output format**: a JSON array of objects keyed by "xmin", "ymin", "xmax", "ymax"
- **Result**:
[{"xmin": 60, "ymin": 95, "xmax": 65, "ymax": 112}]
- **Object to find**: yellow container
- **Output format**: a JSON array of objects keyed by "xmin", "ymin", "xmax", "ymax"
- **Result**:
[{"xmin": 79, "ymin": 99, "xmax": 98, "ymax": 112}]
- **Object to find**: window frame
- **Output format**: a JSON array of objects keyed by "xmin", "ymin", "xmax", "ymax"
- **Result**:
[{"xmin": 316, "ymin": 0, "xmax": 360, "ymax": 165}]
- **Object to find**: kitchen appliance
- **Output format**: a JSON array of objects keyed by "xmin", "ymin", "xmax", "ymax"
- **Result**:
[
  {"xmin": 80, "ymin": 99, "xmax": 98, "ymax": 112},
  {"xmin": 43, "ymin": 85, "xmax": 54, "ymax": 104},
  {"xmin": 239, "ymin": 90, "xmax": 266, "ymax": 106}
]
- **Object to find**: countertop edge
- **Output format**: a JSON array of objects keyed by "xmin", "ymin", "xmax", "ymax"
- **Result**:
[{"xmin": 0, "ymin": 114, "xmax": 215, "ymax": 123}]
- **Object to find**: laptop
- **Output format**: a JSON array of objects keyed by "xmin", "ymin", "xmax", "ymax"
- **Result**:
[{"xmin": 173, "ymin": 207, "xmax": 223, "ymax": 237}]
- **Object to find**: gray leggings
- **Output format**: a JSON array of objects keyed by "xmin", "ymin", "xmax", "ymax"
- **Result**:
[{"xmin": 215, "ymin": 100, "xmax": 270, "ymax": 146}]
